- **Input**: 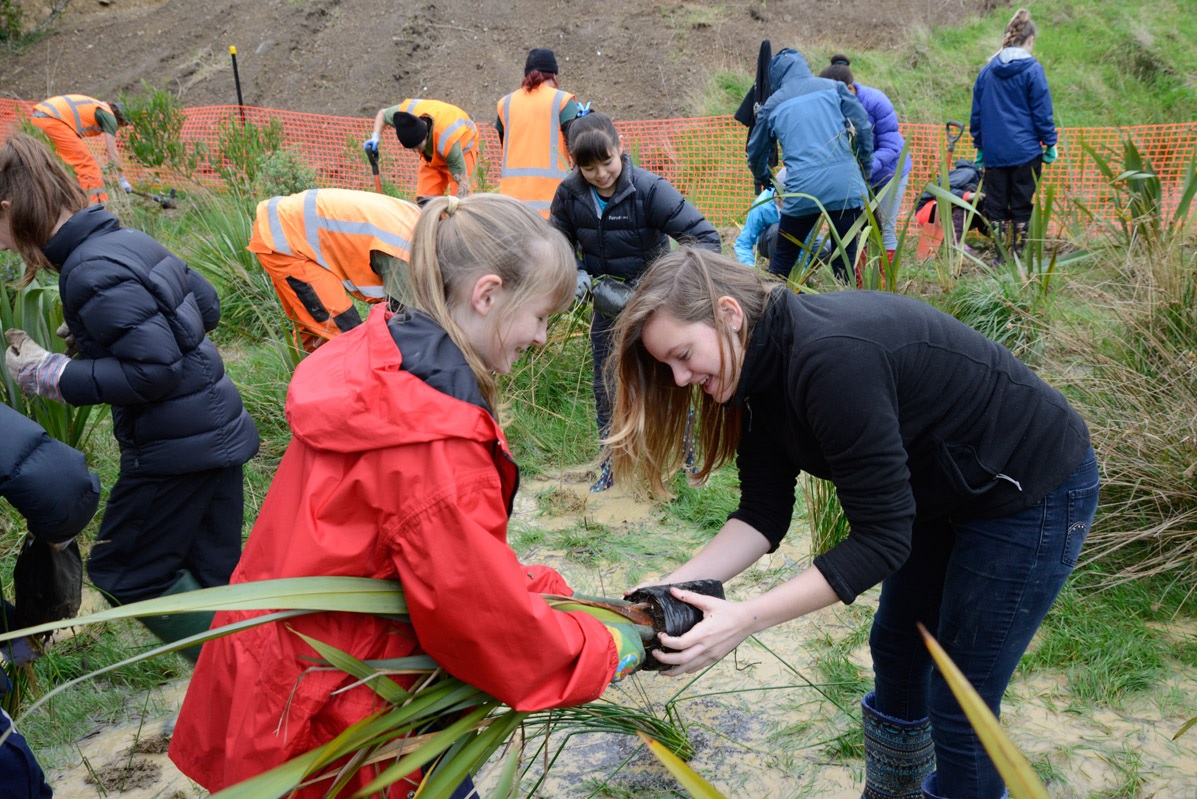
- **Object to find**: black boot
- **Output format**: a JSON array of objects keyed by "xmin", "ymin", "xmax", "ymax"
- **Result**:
[
  {"xmin": 1011, "ymin": 221, "xmax": 1029, "ymax": 260},
  {"xmin": 862, "ymin": 691, "xmax": 935, "ymax": 799},
  {"xmin": 137, "ymin": 570, "xmax": 214, "ymax": 664}
]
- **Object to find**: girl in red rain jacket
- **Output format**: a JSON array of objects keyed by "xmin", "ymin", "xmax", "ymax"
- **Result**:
[{"xmin": 169, "ymin": 194, "xmax": 643, "ymax": 797}]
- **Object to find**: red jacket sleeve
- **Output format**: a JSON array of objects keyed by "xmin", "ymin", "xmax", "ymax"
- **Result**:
[{"xmin": 384, "ymin": 439, "xmax": 617, "ymax": 711}]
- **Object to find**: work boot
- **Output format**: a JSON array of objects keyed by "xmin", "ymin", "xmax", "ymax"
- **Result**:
[
  {"xmin": 1010, "ymin": 221, "xmax": 1029, "ymax": 260},
  {"xmin": 989, "ymin": 221, "xmax": 1009, "ymax": 264},
  {"xmin": 862, "ymin": 691, "xmax": 935, "ymax": 799},
  {"xmin": 137, "ymin": 570, "xmax": 214, "ymax": 664}
]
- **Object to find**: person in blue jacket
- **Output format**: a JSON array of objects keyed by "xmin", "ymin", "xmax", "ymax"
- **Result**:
[
  {"xmin": 733, "ymin": 167, "xmax": 784, "ymax": 267},
  {"xmin": 0, "ymin": 405, "xmax": 101, "ymax": 799},
  {"xmin": 819, "ymin": 55, "xmax": 913, "ymax": 263},
  {"xmin": 747, "ymin": 48, "xmax": 873, "ymax": 283},
  {"xmin": 1, "ymin": 133, "xmax": 259, "ymax": 662},
  {"xmin": 550, "ymin": 111, "xmax": 720, "ymax": 492},
  {"xmin": 970, "ymin": 7, "xmax": 1057, "ymax": 257}
]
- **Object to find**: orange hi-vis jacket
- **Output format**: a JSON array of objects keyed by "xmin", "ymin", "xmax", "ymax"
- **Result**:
[
  {"xmin": 497, "ymin": 84, "xmax": 575, "ymax": 217},
  {"xmin": 32, "ymin": 95, "xmax": 112, "ymax": 137},
  {"xmin": 395, "ymin": 98, "xmax": 478, "ymax": 172},
  {"xmin": 249, "ymin": 189, "xmax": 417, "ymax": 303}
]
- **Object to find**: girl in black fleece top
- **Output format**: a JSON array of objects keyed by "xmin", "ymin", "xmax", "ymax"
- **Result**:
[
  {"xmin": 607, "ymin": 248, "xmax": 1097, "ymax": 799},
  {"xmin": 550, "ymin": 112, "xmax": 720, "ymax": 492}
]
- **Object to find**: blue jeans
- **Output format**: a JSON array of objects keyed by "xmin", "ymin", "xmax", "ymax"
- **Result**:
[
  {"xmin": 869, "ymin": 447, "xmax": 1099, "ymax": 799},
  {"xmin": 767, "ymin": 207, "xmax": 862, "ymax": 283}
]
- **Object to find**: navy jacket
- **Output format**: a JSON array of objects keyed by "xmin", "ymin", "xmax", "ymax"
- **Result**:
[
  {"xmin": 747, "ymin": 49, "xmax": 874, "ymax": 217},
  {"xmin": 970, "ymin": 48, "xmax": 1057, "ymax": 168},
  {"xmin": 0, "ymin": 405, "xmax": 100, "ymax": 543},
  {"xmin": 44, "ymin": 206, "xmax": 259, "ymax": 476},
  {"xmin": 730, "ymin": 290, "xmax": 1091, "ymax": 604},
  {"xmin": 550, "ymin": 153, "xmax": 721, "ymax": 282}
]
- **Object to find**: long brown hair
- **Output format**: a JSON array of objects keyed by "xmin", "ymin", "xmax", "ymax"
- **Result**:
[
  {"xmin": 1002, "ymin": 8, "xmax": 1037, "ymax": 48},
  {"xmin": 407, "ymin": 193, "xmax": 574, "ymax": 411},
  {"xmin": 0, "ymin": 133, "xmax": 87, "ymax": 282},
  {"xmin": 607, "ymin": 248, "xmax": 777, "ymax": 499}
]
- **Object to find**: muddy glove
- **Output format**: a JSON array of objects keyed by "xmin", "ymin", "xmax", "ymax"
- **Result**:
[
  {"xmin": 5, "ymin": 329, "xmax": 69, "ymax": 401},
  {"xmin": 1042, "ymin": 144, "xmax": 1058, "ymax": 164},
  {"xmin": 363, "ymin": 133, "xmax": 380, "ymax": 156},
  {"xmin": 605, "ymin": 622, "xmax": 645, "ymax": 682},
  {"xmin": 575, "ymin": 270, "xmax": 592, "ymax": 304},
  {"xmin": 55, "ymin": 321, "xmax": 77, "ymax": 357},
  {"xmin": 119, "ymin": 177, "xmax": 133, "ymax": 193}
]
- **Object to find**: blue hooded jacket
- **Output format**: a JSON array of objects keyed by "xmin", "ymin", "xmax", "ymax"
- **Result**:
[
  {"xmin": 747, "ymin": 49, "xmax": 873, "ymax": 218},
  {"xmin": 970, "ymin": 48, "xmax": 1056, "ymax": 168}
]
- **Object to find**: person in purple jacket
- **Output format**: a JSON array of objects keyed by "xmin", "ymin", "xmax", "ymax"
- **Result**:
[
  {"xmin": 819, "ymin": 55, "xmax": 912, "ymax": 264},
  {"xmin": 970, "ymin": 8, "xmax": 1057, "ymax": 258}
]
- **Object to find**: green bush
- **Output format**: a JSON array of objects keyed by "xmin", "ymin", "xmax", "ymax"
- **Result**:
[
  {"xmin": 0, "ymin": 0, "xmax": 23, "ymax": 43},
  {"xmin": 117, "ymin": 81, "xmax": 200, "ymax": 175},
  {"xmin": 251, "ymin": 148, "xmax": 318, "ymax": 198},
  {"xmin": 211, "ymin": 115, "xmax": 285, "ymax": 191}
]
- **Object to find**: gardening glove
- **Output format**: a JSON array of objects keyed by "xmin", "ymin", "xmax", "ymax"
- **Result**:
[
  {"xmin": 1042, "ymin": 144, "xmax": 1058, "ymax": 164},
  {"xmin": 605, "ymin": 622, "xmax": 645, "ymax": 683},
  {"xmin": 575, "ymin": 270, "xmax": 592, "ymax": 304},
  {"xmin": 973, "ymin": 149, "xmax": 983, "ymax": 169},
  {"xmin": 55, "ymin": 321, "xmax": 77, "ymax": 357},
  {"xmin": 4, "ymin": 329, "xmax": 69, "ymax": 401},
  {"xmin": 119, "ymin": 177, "xmax": 133, "ymax": 193},
  {"xmin": 363, "ymin": 133, "xmax": 380, "ymax": 156}
]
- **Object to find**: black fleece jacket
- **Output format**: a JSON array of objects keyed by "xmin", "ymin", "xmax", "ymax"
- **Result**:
[
  {"xmin": 549, "ymin": 153, "xmax": 721, "ymax": 282},
  {"xmin": 730, "ymin": 289, "xmax": 1090, "ymax": 604}
]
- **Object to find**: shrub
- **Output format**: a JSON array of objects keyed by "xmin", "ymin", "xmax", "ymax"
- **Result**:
[
  {"xmin": 210, "ymin": 115, "xmax": 285, "ymax": 191},
  {"xmin": 117, "ymin": 81, "xmax": 200, "ymax": 175},
  {"xmin": 251, "ymin": 148, "xmax": 318, "ymax": 198}
]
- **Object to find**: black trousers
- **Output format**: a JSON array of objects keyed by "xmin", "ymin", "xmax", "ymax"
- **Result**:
[
  {"xmin": 87, "ymin": 465, "xmax": 244, "ymax": 605},
  {"xmin": 767, "ymin": 207, "xmax": 862, "ymax": 283},
  {"xmin": 982, "ymin": 157, "xmax": 1042, "ymax": 224}
]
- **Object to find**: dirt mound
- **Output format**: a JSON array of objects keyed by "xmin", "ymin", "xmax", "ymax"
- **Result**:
[{"xmin": 3, "ymin": 0, "xmax": 993, "ymax": 122}]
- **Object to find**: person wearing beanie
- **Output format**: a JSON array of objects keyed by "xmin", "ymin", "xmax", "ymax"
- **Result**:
[
  {"xmin": 365, "ymin": 98, "xmax": 479, "ymax": 205},
  {"xmin": 970, "ymin": 7, "xmax": 1057, "ymax": 259},
  {"xmin": 30, "ymin": 94, "xmax": 133, "ymax": 204},
  {"xmin": 495, "ymin": 47, "xmax": 581, "ymax": 218}
]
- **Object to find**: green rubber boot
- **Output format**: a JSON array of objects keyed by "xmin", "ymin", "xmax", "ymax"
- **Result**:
[
  {"xmin": 137, "ymin": 570, "xmax": 214, "ymax": 664},
  {"xmin": 862, "ymin": 691, "xmax": 935, "ymax": 799}
]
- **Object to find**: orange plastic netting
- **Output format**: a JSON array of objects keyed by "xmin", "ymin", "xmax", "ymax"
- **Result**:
[{"xmin": 3, "ymin": 100, "xmax": 1194, "ymax": 229}]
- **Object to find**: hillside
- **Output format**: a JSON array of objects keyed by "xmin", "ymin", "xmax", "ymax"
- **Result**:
[{"xmin": 3, "ymin": 0, "xmax": 996, "ymax": 122}]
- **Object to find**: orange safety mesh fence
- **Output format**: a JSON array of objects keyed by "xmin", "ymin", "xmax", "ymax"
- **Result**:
[{"xmin": 3, "ymin": 99, "xmax": 1194, "ymax": 230}]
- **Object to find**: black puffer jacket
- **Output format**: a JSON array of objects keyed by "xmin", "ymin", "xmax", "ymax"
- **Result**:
[
  {"xmin": 0, "ymin": 405, "xmax": 100, "ymax": 544},
  {"xmin": 44, "ymin": 205, "xmax": 259, "ymax": 476},
  {"xmin": 549, "ymin": 154, "xmax": 721, "ymax": 282}
]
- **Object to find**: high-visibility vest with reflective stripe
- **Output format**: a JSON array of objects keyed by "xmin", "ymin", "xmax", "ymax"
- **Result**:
[
  {"xmin": 496, "ymin": 85, "xmax": 575, "ymax": 214},
  {"xmin": 251, "ymin": 189, "xmax": 418, "ymax": 300},
  {"xmin": 32, "ymin": 95, "xmax": 112, "ymax": 137},
  {"xmin": 396, "ymin": 98, "xmax": 478, "ymax": 168}
]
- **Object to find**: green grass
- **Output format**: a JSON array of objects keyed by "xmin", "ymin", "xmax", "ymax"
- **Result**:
[{"xmin": 695, "ymin": 0, "xmax": 1197, "ymax": 128}]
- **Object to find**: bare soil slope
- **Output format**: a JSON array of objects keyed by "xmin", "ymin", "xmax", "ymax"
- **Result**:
[{"xmin": 5, "ymin": 0, "xmax": 995, "ymax": 123}]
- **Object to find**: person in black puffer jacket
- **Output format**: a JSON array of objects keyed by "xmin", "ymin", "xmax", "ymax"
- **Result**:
[
  {"xmin": 1, "ymin": 133, "xmax": 259, "ymax": 661},
  {"xmin": 549, "ymin": 111, "xmax": 720, "ymax": 491},
  {"xmin": 0, "ymin": 405, "xmax": 100, "ymax": 799}
]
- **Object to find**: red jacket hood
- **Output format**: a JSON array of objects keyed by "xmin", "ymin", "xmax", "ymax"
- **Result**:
[{"xmin": 286, "ymin": 304, "xmax": 505, "ymax": 455}]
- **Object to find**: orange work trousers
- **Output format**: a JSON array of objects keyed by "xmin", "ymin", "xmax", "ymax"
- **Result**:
[
  {"xmin": 32, "ymin": 117, "xmax": 108, "ymax": 204},
  {"xmin": 415, "ymin": 148, "xmax": 478, "ymax": 200},
  {"xmin": 253, "ymin": 247, "xmax": 378, "ymax": 353}
]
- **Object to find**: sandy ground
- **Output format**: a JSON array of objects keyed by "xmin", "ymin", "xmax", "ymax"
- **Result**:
[{"xmin": 30, "ymin": 467, "xmax": 1197, "ymax": 798}]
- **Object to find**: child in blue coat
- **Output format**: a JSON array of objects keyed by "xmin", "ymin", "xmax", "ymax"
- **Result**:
[{"xmin": 970, "ymin": 8, "xmax": 1057, "ymax": 256}]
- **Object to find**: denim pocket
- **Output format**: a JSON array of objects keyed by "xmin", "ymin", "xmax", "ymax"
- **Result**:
[{"xmin": 1062, "ymin": 472, "xmax": 1099, "ymax": 568}]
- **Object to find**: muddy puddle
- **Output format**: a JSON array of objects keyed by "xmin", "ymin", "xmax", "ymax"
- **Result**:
[{"xmin": 30, "ymin": 471, "xmax": 1197, "ymax": 798}]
